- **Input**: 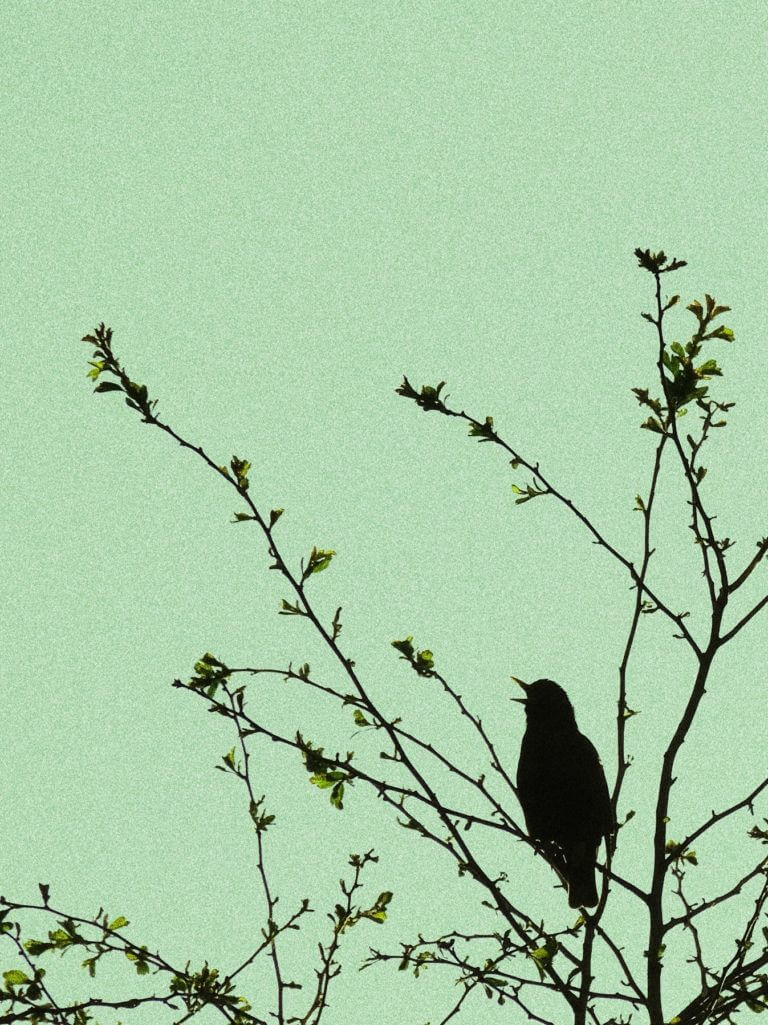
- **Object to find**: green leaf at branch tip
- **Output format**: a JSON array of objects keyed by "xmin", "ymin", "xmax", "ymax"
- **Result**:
[
  {"xmin": 640, "ymin": 416, "xmax": 665, "ymax": 435},
  {"xmin": 392, "ymin": 636, "xmax": 434, "ymax": 675},
  {"xmin": 748, "ymin": 821, "xmax": 768, "ymax": 843},
  {"xmin": 305, "ymin": 547, "xmax": 336, "ymax": 577},
  {"xmin": 193, "ymin": 656, "xmax": 225, "ymax": 676},
  {"xmin": 108, "ymin": 915, "xmax": 129, "ymax": 930},
  {"xmin": 529, "ymin": 936, "xmax": 559, "ymax": 978},
  {"xmin": 198, "ymin": 652, "xmax": 227, "ymax": 670},
  {"xmin": 468, "ymin": 416, "xmax": 495, "ymax": 442},
  {"xmin": 299, "ymin": 734, "xmax": 352, "ymax": 809},
  {"xmin": 353, "ymin": 709, "xmax": 371, "ymax": 727},
  {"xmin": 362, "ymin": 890, "xmax": 393, "ymax": 924},
  {"xmin": 310, "ymin": 770, "xmax": 347, "ymax": 788},
  {"xmin": 230, "ymin": 456, "xmax": 251, "ymax": 490},
  {"xmin": 687, "ymin": 299, "xmax": 704, "ymax": 323},
  {"xmin": 704, "ymin": 324, "xmax": 734, "ymax": 342},
  {"xmin": 665, "ymin": 839, "xmax": 698, "ymax": 865},
  {"xmin": 279, "ymin": 598, "xmax": 306, "ymax": 616},
  {"xmin": 633, "ymin": 495, "xmax": 646, "ymax": 512},
  {"xmin": 414, "ymin": 649, "xmax": 434, "ymax": 674},
  {"xmin": 634, "ymin": 247, "xmax": 687, "ymax": 275},
  {"xmin": 511, "ymin": 481, "xmax": 547, "ymax": 504},
  {"xmin": 125, "ymin": 380, "xmax": 149, "ymax": 403},
  {"xmin": 395, "ymin": 375, "xmax": 448, "ymax": 412},
  {"xmin": 93, "ymin": 380, "xmax": 123, "ymax": 394},
  {"xmin": 695, "ymin": 358, "xmax": 722, "ymax": 378},
  {"xmin": 22, "ymin": 938, "xmax": 50, "ymax": 954},
  {"xmin": 249, "ymin": 798, "xmax": 275, "ymax": 833},
  {"xmin": 391, "ymin": 636, "xmax": 415, "ymax": 659},
  {"xmin": 182, "ymin": 653, "xmax": 230, "ymax": 698},
  {"xmin": 269, "ymin": 508, "xmax": 284, "ymax": 528},
  {"xmin": 3, "ymin": 970, "xmax": 31, "ymax": 986},
  {"xmin": 631, "ymin": 387, "xmax": 664, "ymax": 417},
  {"xmin": 311, "ymin": 770, "xmax": 349, "ymax": 809},
  {"xmin": 395, "ymin": 375, "xmax": 418, "ymax": 399},
  {"xmin": 231, "ymin": 511, "xmax": 255, "ymax": 523},
  {"xmin": 299, "ymin": 736, "xmax": 332, "ymax": 774}
]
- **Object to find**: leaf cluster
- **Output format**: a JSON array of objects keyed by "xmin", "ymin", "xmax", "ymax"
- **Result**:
[
  {"xmin": 391, "ymin": 635, "xmax": 435, "ymax": 676},
  {"xmin": 83, "ymin": 323, "xmax": 158, "ymax": 420},
  {"xmin": 169, "ymin": 962, "xmax": 252, "ymax": 1020},
  {"xmin": 634, "ymin": 247, "xmax": 688, "ymax": 275},
  {"xmin": 173, "ymin": 651, "xmax": 232, "ymax": 700},
  {"xmin": 297, "ymin": 733, "xmax": 353, "ymax": 811},
  {"xmin": 395, "ymin": 376, "xmax": 448, "ymax": 412}
]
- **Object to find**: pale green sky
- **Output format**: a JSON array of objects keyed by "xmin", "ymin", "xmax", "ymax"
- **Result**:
[{"xmin": 3, "ymin": 3, "xmax": 767, "ymax": 1023}]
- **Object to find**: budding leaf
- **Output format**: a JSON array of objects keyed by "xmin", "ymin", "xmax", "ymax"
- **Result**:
[
  {"xmin": 3, "ymin": 971, "xmax": 30, "ymax": 986},
  {"xmin": 392, "ymin": 636, "xmax": 415, "ymax": 659},
  {"xmin": 468, "ymin": 416, "xmax": 495, "ymax": 442},
  {"xmin": 307, "ymin": 548, "xmax": 335, "ymax": 576},
  {"xmin": 94, "ymin": 381, "xmax": 123, "ymax": 394}
]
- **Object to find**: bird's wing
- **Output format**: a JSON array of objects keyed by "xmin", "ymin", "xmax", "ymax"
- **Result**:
[{"xmin": 578, "ymin": 733, "xmax": 614, "ymax": 838}]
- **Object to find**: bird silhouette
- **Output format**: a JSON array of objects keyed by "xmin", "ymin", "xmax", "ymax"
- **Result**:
[{"xmin": 514, "ymin": 678, "xmax": 613, "ymax": 908}]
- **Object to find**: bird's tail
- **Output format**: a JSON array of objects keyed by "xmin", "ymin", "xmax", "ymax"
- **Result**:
[{"xmin": 564, "ymin": 842, "xmax": 598, "ymax": 909}]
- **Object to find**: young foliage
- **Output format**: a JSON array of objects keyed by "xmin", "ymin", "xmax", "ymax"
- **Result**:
[{"xmin": 5, "ymin": 247, "xmax": 767, "ymax": 1025}]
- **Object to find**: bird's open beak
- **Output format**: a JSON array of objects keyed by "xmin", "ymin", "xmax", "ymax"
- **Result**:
[{"xmin": 510, "ymin": 675, "xmax": 529, "ymax": 703}]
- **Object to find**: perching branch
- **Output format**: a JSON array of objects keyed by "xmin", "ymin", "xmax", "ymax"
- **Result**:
[{"xmin": 40, "ymin": 247, "xmax": 764, "ymax": 1025}]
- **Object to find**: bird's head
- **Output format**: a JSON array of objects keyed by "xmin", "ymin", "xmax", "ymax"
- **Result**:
[{"xmin": 511, "ymin": 677, "xmax": 577, "ymax": 726}]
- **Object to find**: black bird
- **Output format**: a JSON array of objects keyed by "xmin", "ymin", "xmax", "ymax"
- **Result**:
[{"xmin": 514, "ymin": 678, "xmax": 613, "ymax": 908}]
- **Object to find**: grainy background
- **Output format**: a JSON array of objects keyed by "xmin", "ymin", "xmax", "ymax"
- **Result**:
[{"xmin": 3, "ymin": 2, "xmax": 767, "ymax": 1022}]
